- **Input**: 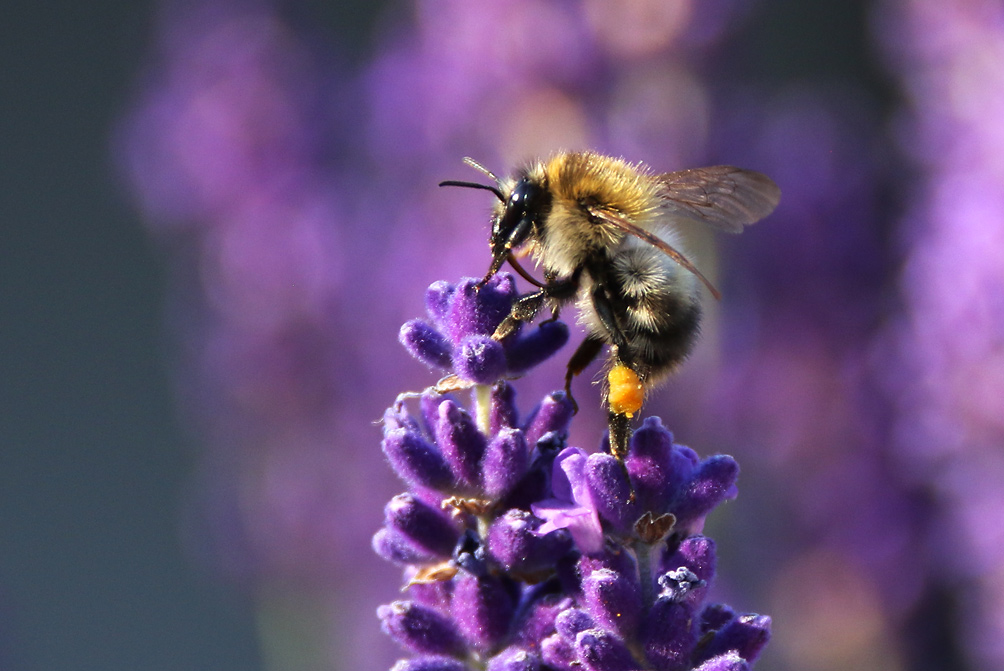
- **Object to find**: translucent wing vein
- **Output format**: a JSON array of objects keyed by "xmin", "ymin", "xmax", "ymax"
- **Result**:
[{"xmin": 657, "ymin": 166, "xmax": 781, "ymax": 233}]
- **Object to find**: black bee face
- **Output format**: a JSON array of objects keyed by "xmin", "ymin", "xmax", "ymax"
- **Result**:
[
  {"xmin": 489, "ymin": 176, "xmax": 548, "ymax": 263},
  {"xmin": 438, "ymin": 160, "xmax": 555, "ymax": 287},
  {"xmin": 478, "ymin": 177, "xmax": 549, "ymax": 286}
]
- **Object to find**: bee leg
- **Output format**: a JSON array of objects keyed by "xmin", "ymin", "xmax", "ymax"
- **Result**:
[
  {"xmin": 607, "ymin": 410, "xmax": 633, "ymax": 461},
  {"xmin": 541, "ymin": 270, "xmax": 561, "ymax": 325},
  {"xmin": 540, "ymin": 305, "xmax": 562, "ymax": 325},
  {"xmin": 493, "ymin": 290, "xmax": 546, "ymax": 339},
  {"xmin": 542, "ymin": 272, "xmax": 581, "ymax": 301},
  {"xmin": 589, "ymin": 283, "xmax": 631, "ymax": 361},
  {"xmin": 494, "ymin": 273, "xmax": 580, "ymax": 340},
  {"xmin": 563, "ymin": 334, "xmax": 605, "ymax": 414},
  {"xmin": 589, "ymin": 283, "xmax": 639, "ymax": 461}
]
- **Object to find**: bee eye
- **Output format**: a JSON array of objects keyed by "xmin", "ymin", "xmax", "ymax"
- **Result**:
[{"xmin": 508, "ymin": 178, "xmax": 543, "ymax": 212}]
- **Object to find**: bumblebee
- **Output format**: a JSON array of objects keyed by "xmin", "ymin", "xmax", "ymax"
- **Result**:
[{"xmin": 441, "ymin": 151, "xmax": 779, "ymax": 457}]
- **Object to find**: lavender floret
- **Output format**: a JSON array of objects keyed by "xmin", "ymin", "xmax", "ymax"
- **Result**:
[
  {"xmin": 692, "ymin": 653, "xmax": 750, "ymax": 671},
  {"xmin": 481, "ymin": 428, "xmax": 529, "ymax": 499},
  {"xmin": 377, "ymin": 277, "xmax": 770, "ymax": 670},
  {"xmin": 382, "ymin": 424, "xmax": 455, "ymax": 493},
  {"xmin": 379, "ymin": 601, "xmax": 466, "ymax": 657},
  {"xmin": 485, "ymin": 647, "xmax": 540, "ymax": 671},
  {"xmin": 581, "ymin": 567, "xmax": 643, "ymax": 636},
  {"xmin": 383, "ymin": 493, "xmax": 461, "ymax": 559},
  {"xmin": 695, "ymin": 614, "xmax": 772, "ymax": 666},
  {"xmin": 400, "ymin": 274, "xmax": 569, "ymax": 385},
  {"xmin": 486, "ymin": 509, "xmax": 572, "ymax": 575}
]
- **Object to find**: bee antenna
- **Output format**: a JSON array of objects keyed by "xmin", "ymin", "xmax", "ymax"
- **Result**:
[
  {"xmin": 461, "ymin": 157, "xmax": 500, "ymax": 183},
  {"xmin": 438, "ymin": 179, "xmax": 505, "ymax": 203}
]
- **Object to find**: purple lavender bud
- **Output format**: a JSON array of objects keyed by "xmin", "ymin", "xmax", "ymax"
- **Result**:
[
  {"xmin": 373, "ymin": 527, "xmax": 441, "ymax": 565},
  {"xmin": 642, "ymin": 598, "xmax": 695, "ymax": 671},
  {"xmin": 485, "ymin": 510, "xmax": 536, "ymax": 570},
  {"xmin": 512, "ymin": 594, "xmax": 573, "ymax": 647},
  {"xmin": 391, "ymin": 656, "xmax": 469, "ymax": 671},
  {"xmin": 676, "ymin": 536, "xmax": 716, "ymax": 582},
  {"xmin": 575, "ymin": 629, "xmax": 638, "ymax": 671},
  {"xmin": 482, "ymin": 271, "xmax": 519, "ymax": 301},
  {"xmin": 676, "ymin": 445, "xmax": 700, "ymax": 466},
  {"xmin": 451, "ymin": 571, "xmax": 516, "ymax": 654},
  {"xmin": 532, "ymin": 431, "xmax": 564, "ymax": 459},
  {"xmin": 554, "ymin": 608, "xmax": 596, "ymax": 641},
  {"xmin": 541, "ymin": 634, "xmax": 577, "ymax": 671},
  {"xmin": 523, "ymin": 392, "xmax": 575, "ymax": 448},
  {"xmin": 454, "ymin": 334, "xmax": 508, "ymax": 384},
  {"xmin": 486, "ymin": 509, "xmax": 572, "ymax": 573},
  {"xmin": 481, "ymin": 428, "xmax": 529, "ymax": 499},
  {"xmin": 425, "ymin": 281, "xmax": 456, "ymax": 322},
  {"xmin": 699, "ymin": 604, "xmax": 736, "ymax": 635},
  {"xmin": 489, "ymin": 382, "xmax": 519, "ymax": 435},
  {"xmin": 578, "ymin": 547, "xmax": 637, "ymax": 580},
  {"xmin": 383, "ymin": 427, "xmax": 454, "ymax": 491},
  {"xmin": 408, "ymin": 580, "xmax": 452, "ymax": 614},
  {"xmin": 659, "ymin": 537, "xmax": 716, "ymax": 605},
  {"xmin": 500, "ymin": 430, "xmax": 564, "ymax": 510},
  {"xmin": 581, "ymin": 567, "xmax": 642, "ymax": 637},
  {"xmin": 486, "ymin": 647, "xmax": 541, "ymax": 671},
  {"xmin": 405, "ymin": 276, "xmax": 568, "ymax": 385},
  {"xmin": 419, "ymin": 391, "xmax": 446, "ymax": 435},
  {"xmin": 505, "ymin": 320, "xmax": 570, "ymax": 373},
  {"xmin": 624, "ymin": 417, "xmax": 689, "ymax": 512},
  {"xmin": 400, "ymin": 320, "xmax": 454, "ymax": 370},
  {"xmin": 385, "ymin": 403, "xmax": 420, "ymax": 433},
  {"xmin": 497, "ymin": 465, "xmax": 548, "ymax": 512},
  {"xmin": 378, "ymin": 601, "xmax": 466, "ymax": 657},
  {"xmin": 697, "ymin": 614, "xmax": 771, "ymax": 665},
  {"xmin": 585, "ymin": 453, "xmax": 639, "ymax": 534},
  {"xmin": 385, "ymin": 493, "xmax": 459, "ymax": 558},
  {"xmin": 434, "ymin": 399, "xmax": 486, "ymax": 488},
  {"xmin": 674, "ymin": 456, "xmax": 740, "ymax": 531},
  {"xmin": 446, "ymin": 277, "xmax": 514, "ymax": 343},
  {"xmin": 530, "ymin": 524, "xmax": 574, "ymax": 570},
  {"xmin": 692, "ymin": 652, "xmax": 750, "ymax": 671}
]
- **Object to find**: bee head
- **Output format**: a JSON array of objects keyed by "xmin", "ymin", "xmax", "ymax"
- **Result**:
[
  {"xmin": 438, "ymin": 159, "xmax": 550, "ymax": 289},
  {"xmin": 481, "ymin": 177, "xmax": 549, "ymax": 286}
]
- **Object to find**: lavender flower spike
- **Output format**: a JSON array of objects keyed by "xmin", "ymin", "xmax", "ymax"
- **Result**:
[
  {"xmin": 400, "ymin": 274, "xmax": 569, "ymax": 386},
  {"xmin": 377, "ymin": 277, "xmax": 770, "ymax": 671}
]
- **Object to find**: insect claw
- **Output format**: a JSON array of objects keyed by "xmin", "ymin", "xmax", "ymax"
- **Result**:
[{"xmin": 565, "ymin": 388, "xmax": 580, "ymax": 415}]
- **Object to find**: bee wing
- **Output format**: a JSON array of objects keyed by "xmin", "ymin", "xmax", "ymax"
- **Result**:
[
  {"xmin": 586, "ymin": 205, "xmax": 722, "ymax": 300},
  {"xmin": 657, "ymin": 166, "xmax": 781, "ymax": 233}
]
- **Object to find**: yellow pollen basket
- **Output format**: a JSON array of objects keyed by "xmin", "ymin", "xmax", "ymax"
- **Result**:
[{"xmin": 607, "ymin": 364, "xmax": 644, "ymax": 417}]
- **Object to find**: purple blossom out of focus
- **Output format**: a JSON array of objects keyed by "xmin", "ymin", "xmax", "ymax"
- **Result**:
[
  {"xmin": 875, "ymin": 2, "xmax": 1004, "ymax": 669},
  {"xmin": 376, "ymin": 275, "xmax": 769, "ymax": 671}
]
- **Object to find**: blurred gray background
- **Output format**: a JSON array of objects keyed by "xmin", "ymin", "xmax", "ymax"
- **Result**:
[{"xmin": 0, "ymin": 2, "xmax": 383, "ymax": 669}]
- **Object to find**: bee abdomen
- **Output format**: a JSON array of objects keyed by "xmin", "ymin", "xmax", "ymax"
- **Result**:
[{"xmin": 621, "ymin": 297, "xmax": 701, "ymax": 382}]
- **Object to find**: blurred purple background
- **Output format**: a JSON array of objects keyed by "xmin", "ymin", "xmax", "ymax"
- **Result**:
[{"xmin": 5, "ymin": 1, "xmax": 1004, "ymax": 670}]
